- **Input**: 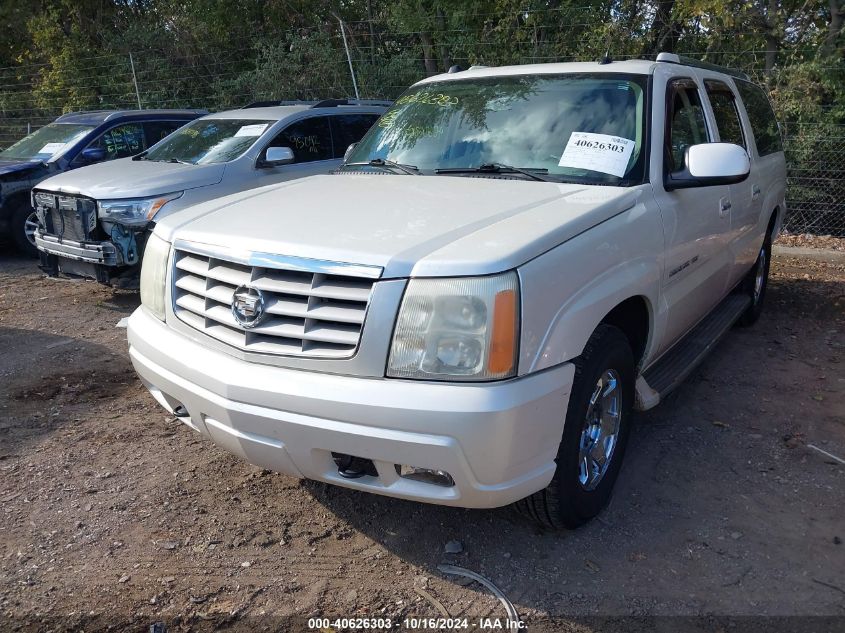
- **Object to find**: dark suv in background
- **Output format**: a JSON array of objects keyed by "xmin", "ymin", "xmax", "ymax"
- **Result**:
[{"xmin": 0, "ymin": 109, "xmax": 204, "ymax": 255}]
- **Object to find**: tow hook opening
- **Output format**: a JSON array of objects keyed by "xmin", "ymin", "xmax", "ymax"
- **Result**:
[{"xmin": 332, "ymin": 452, "xmax": 378, "ymax": 479}]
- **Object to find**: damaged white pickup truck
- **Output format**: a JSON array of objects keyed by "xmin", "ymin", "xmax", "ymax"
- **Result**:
[{"xmin": 127, "ymin": 54, "xmax": 786, "ymax": 528}]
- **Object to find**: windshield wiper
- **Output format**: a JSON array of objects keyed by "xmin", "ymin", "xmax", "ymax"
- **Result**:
[
  {"xmin": 344, "ymin": 158, "xmax": 420, "ymax": 175},
  {"xmin": 132, "ymin": 151, "xmax": 148, "ymax": 161},
  {"xmin": 435, "ymin": 163, "xmax": 556, "ymax": 182}
]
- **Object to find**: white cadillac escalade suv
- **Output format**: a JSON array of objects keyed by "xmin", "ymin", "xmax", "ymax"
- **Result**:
[{"xmin": 127, "ymin": 54, "xmax": 786, "ymax": 528}]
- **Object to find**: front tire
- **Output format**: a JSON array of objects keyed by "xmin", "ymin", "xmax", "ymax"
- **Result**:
[
  {"xmin": 12, "ymin": 204, "xmax": 39, "ymax": 257},
  {"xmin": 516, "ymin": 324, "xmax": 635, "ymax": 529}
]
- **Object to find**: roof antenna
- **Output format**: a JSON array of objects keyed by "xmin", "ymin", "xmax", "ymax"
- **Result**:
[{"xmin": 599, "ymin": 50, "xmax": 612, "ymax": 65}]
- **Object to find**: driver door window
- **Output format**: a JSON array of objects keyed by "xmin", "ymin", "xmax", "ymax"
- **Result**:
[
  {"xmin": 87, "ymin": 123, "xmax": 145, "ymax": 160},
  {"xmin": 666, "ymin": 79, "xmax": 710, "ymax": 172},
  {"xmin": 267, "ymin": 117, "xmax": 332, "ymax": 163}
]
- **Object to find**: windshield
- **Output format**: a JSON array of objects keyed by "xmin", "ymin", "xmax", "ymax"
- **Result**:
[
  {"xmin": 346, "ymin": 73, "xmax": 648, "ymax": 184},
  {"xmin": 0, "ymin": 123, "xmax": 93, "ymax": 161},
  {"xmin": 143, "ymin": 119, "xmax": 275, "ymax": 165}
]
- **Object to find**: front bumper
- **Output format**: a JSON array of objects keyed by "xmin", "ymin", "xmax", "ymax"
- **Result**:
[
  {"xmin": 127, "ymin": 307, "xmax": 574, "ymax": 508},
  {"xmin": 35, "ymin": 230, "xmax": 117, "ymax": 266}
]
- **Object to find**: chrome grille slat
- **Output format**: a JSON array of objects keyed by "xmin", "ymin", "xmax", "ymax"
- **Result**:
[
  {"xmin": 172, "ymin": 248, "xmax": 375, "ymax": 358},
  {"xmin": 175, "ymin": 255, "xmax": 209, "ymax": 276}
]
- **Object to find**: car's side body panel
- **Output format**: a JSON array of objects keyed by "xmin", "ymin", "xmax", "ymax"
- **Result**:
[{"xmin": 518, "ymin": 192, "xmax": 663, "ymax": 374}]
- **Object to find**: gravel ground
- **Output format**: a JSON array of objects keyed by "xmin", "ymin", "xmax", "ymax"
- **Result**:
[{"xmin": 0, "ymin": 252, "xmax": 843, "ymax": 633}]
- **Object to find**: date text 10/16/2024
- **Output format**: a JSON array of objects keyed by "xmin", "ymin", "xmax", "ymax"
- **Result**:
[{"xmin": 307, "ymin": 617, "xmax": 527, "ymax": 630}]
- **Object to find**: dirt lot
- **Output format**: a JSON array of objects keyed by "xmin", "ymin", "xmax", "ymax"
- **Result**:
[{"xmin": 0, "ymin": 250, "xmax": 843, "ymax": 632}]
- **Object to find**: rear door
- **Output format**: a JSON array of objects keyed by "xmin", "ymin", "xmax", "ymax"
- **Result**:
[
  {"xmin": 329, "ymin": 113, "xmax": 381, "ymax": 158},
  {"xmin": 142, "ymin": 120, "xmax": 188, "ymax": 149},
  {"xmin": 650, "ymin": 66, "xmax": 733, "ymax": 355},
  {"xmin": 733, "ymin": 79, "xmax": 787, "ymax": 269},
  {"xmin": 702, "ymin": 77, "xmax": 759, "ymax": 287}
]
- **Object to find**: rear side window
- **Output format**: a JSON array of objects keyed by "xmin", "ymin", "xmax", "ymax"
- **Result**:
[
  {"xmin": 89, "ymin": 123, "xmax": 144, "ymax": 159},
  {"xmin": 143, "ymin": 121, "xmax": 185, "ymax": 148},
  {"xmin": 270, "ymin": 117, "xmax": 333, "ymax": 163},
  {"xmin": 734, "ymin": 80, "xmax": 782, "ymax": 155},
  {"xmin": 330, "ymin": 114, "xmax": 380, "ymax": 158},
  {"xmin": 666, "ymin": 79, "xmax": 710, "ymax": 172},
  {"xmin": 704, "ymin": 80, "xmax": 745, "ymax": 148}
]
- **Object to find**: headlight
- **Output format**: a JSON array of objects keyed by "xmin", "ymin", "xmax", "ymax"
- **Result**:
[
  {"xmin": 140, "ymin": 233, "xmax": 171, "ymax": 321},
  {"xmin": 387, "ymin": 272, "xmax": 519, "ymax": 381},
  {"xmin": 98, "ymin": 192, "xmax": 182, "ymax": 226}
]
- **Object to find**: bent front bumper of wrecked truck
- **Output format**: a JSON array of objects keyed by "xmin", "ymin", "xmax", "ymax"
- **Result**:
[
  {"xmin": 127, "ymin": 306, "xmax": 574, "ymax": 509},
  {"xmin": 35, "ymin": 230, "xmax": 118, "ymax": 265}
]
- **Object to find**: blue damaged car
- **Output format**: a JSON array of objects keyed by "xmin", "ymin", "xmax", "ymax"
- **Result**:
[{"xmin": 0, "ymin": 109, "xmax": 203, "ymax": 255}]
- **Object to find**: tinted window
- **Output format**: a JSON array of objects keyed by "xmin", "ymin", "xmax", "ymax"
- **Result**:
[
  {"xmin": 143, "ymin": 121, "xmax": 185, "ymax": 148},
  {"xmin": 735, "ymin": 80, "xmax": 782, "ymax": 155},
  {"xmin": 89, "ymin": 123, "xmax": 144, "ymax": 159},
  {"xmin": 270, "ymin": 117, "xmax": 333, "ymax": 163},
  {"xmin": 330, "ymin": 114, "xmax": 380, "ymax": 158},
  {"xmin": 666, "ymin": 79, "xmax": 710, "ymax": 172},
  {"xmin": 705, "ymin": 80, "xmax": 745, "ymax": 148}
]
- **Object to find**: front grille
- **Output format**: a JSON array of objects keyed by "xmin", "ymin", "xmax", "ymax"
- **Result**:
[
  {"xmin": 172, "ymin": 249, "xmax": 377, "ymax": 358},
  {"xmin": 34, "ymin": 192, "xmax": 95, "ymax": 242}
]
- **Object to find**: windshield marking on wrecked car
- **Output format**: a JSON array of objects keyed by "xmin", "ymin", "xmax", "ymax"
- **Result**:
[
  {"xmin": 0, "ymin": 124, "xmax": 94, "ymax": 161},
  {"xmin": 143, "ymin": 119, "xmax": 275, "ymax": 165}
]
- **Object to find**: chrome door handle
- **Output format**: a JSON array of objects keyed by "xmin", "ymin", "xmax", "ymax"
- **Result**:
[
  {"xmin": 719, "ymin": 197, "xmax": 731, "ymax": 218},
  {"xmin": 752, "ymin": 185, "xmax": 762, "ymax": 200}
]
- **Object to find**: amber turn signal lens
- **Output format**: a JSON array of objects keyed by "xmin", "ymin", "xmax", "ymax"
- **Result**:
[{"xmin": 488, "ymin": 289, "xmax": 517, "ymax": 374}]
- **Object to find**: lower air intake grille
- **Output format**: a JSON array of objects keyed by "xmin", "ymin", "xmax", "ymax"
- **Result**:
[{"xmin": 172, "ymin": 248, "xmax": 376, "ymax": 358}]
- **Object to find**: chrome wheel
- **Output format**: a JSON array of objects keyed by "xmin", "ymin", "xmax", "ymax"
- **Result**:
[
  {"xmin": 753, "ymin": 246, "xmax": 766, "ymax": 303},
  {"xmin": 578, "ymin": 369, "xmax": 622, "ymax": 491},
  {"xmin": 24, "ymin": 211, "xmax": 39, "ymax": 247}
]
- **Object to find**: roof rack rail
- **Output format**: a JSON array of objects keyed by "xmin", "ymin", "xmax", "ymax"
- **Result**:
[
  {"xmin": 103, "ymin": 108, "xmax": 207, "ymax": 122},
  {"xmin": 311, "ymin": 98, "xmax": 393, "ymax": 108},
  {"xmin": 55, "ymin": 110, "xmax": 111, "ymax": 120},
  {"xmin": 656, "ymin": 52, "xmax": 750, "ymax": 81},
  {"xmin": 242, "ymin": 100, "xmax": 318, "ymax": 109}
]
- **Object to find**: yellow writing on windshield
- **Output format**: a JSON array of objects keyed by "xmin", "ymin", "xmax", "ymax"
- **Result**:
[{"xmin": 396, "ymin": 92, "xmax": 459, "ymax": 107}]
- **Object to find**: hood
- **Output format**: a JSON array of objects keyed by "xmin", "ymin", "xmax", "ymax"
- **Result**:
[
  {"xmin": 33, "ymin": 158, "xmax": 225, "ymax": 199},
  {"xmin": 0, "ymin": 159, "xmax": 45, "ymax": 178},
  {"xmin": 159, "ymin": 174, "xmax": 645, "ymax": 278}
]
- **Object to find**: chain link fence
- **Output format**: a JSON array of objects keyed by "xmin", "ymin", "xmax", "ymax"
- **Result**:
[
  {"xmin": 1, "ymin": 47, "xmax": 842, "ymax": 236},
  {"xmin": 782, "ymin": 124, "xmax": 845, "ymax": 235}
]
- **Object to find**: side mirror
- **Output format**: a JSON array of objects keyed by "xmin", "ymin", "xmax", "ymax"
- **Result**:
[
  {"xmin": 343, "ymin": 142, "xmax": 357, "ymax": 162},
  {"xmin": 260, "ymin": 146, "xmax": 294, "ymax": 168},
  {"xmin": 665, "ymin": 143, "xmax": 750, "ymax": 190},
  {"xmin": 80, "ymin": 147, "xmax": 107, "ymax": 163}
]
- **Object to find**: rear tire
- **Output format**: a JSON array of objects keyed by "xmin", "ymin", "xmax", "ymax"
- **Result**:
[
  {"xmin": 515, "ymin": 324, "xmax": 635, "ymax": 529},
  {"xmin": 736, "ymin": 229, "xmax": 772, "ymax": 327},
  {"xmin": 12, "ymin": 204, "xmax": 39, "ymax": 257}
]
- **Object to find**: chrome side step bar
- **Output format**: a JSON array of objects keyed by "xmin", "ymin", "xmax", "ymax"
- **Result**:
[{"xmin": 636, "ymin": 294, "xmax": 751, "ymax": 410}]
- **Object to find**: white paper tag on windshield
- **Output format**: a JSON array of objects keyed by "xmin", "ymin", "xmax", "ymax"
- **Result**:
[
  {"xmin": 558, "ymin": 132, "xmax": 635, "ymax": 177},
  {"xmin": 234, "ymin": 123, "xmax": 269, "ymax": 138},
  {"xmin": 38, "ymin": 142, "xmax": 67, "ymax": 155}
]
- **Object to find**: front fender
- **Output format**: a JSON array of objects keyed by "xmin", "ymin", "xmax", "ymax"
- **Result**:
[{"xmin": 518, "ymin": 201, "xmax": 663, "ymax": 375}]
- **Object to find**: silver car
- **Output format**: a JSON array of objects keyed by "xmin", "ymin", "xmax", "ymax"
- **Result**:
[{"xmin": 32, "ymin": 99, "xmax": 389, "ymax": 287}]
